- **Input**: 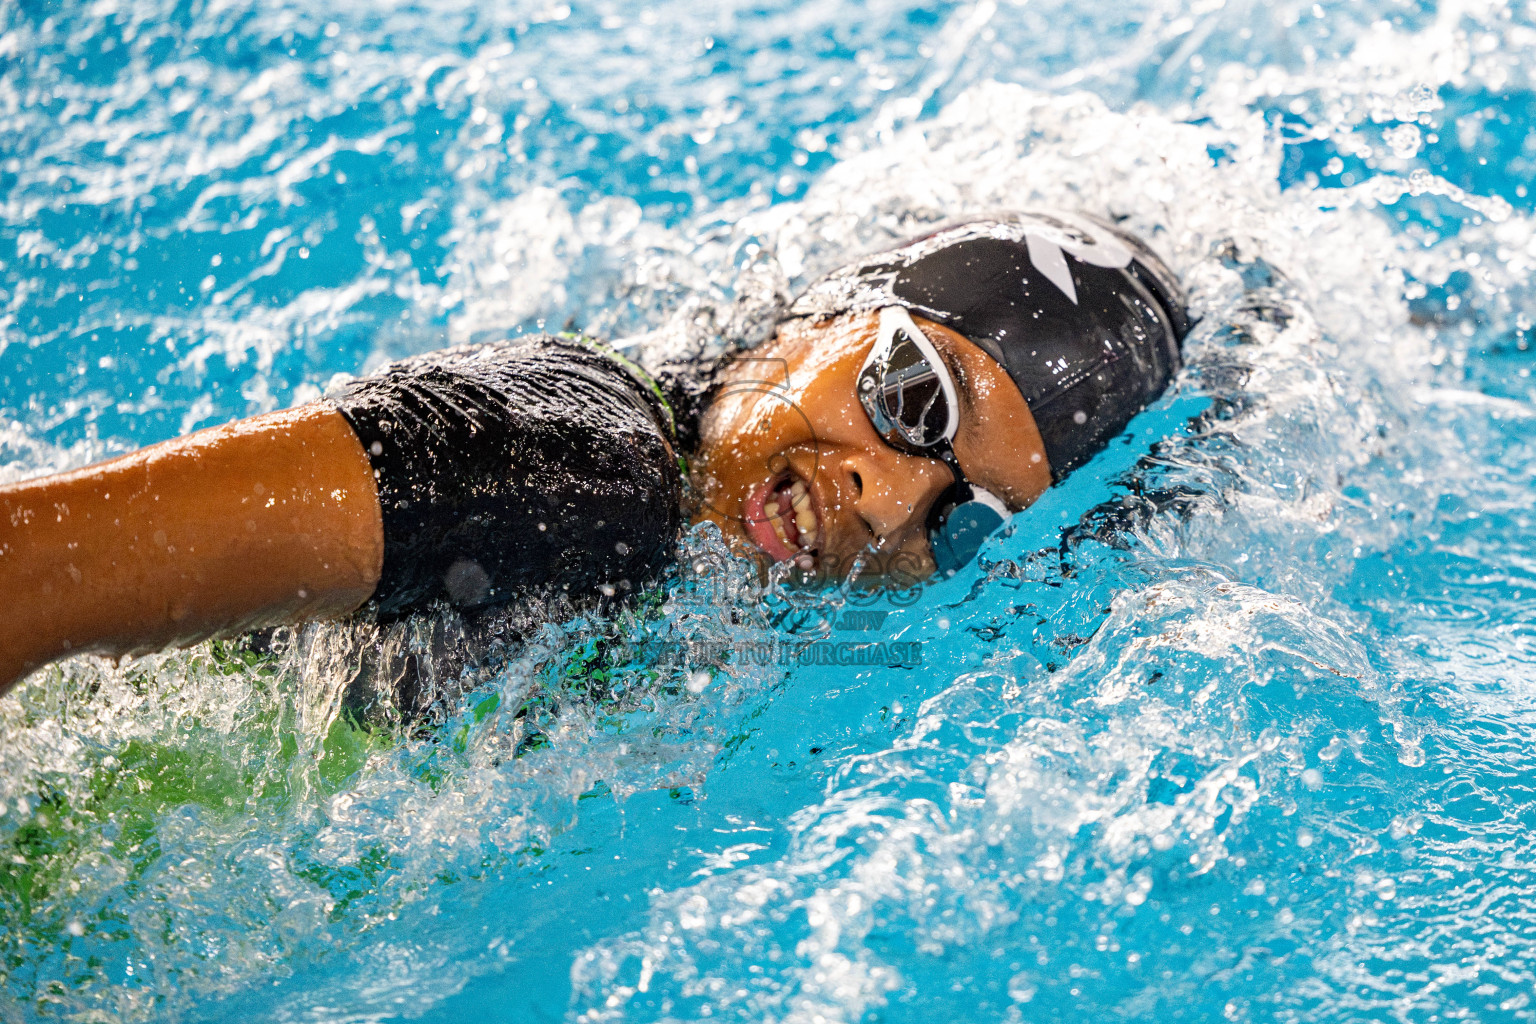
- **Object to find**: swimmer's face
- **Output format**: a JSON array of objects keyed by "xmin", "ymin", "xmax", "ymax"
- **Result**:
[{"xmin": 691, "ymin": 311, "xmax": 1053, "ymax": 581}]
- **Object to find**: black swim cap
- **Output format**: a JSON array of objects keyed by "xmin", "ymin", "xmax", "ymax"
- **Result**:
[{"xmin": 786, "ymin": 212, "xmax": 1190, "ymax": 478}]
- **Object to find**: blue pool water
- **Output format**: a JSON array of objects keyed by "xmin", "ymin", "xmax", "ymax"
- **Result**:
[{"xmin": 3, "ymin": 0, "xmax": 1536, "ymax": 1020}]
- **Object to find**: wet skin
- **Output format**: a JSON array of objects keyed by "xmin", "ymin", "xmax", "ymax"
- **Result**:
[{"xmin": 691, "ymin": 310, "xmax": 1053, "ymax": 580}]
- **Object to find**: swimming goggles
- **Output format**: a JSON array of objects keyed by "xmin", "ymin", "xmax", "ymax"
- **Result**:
[{"xmin": 856, "ymin": 306, "xmax": 1011, "ymax": 575}]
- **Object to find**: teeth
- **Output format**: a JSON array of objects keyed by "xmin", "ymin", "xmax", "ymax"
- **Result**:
[
  {"xmin": 765, "ymin": 499, "xmax": 787, "ymax": 547},
  {"xmin": 765, "ymin": 477, "xmax": 820, "ymax": 556},
  {"xmin": 769, "ymin": 510, "xmax": 791, "ymax": 547}
]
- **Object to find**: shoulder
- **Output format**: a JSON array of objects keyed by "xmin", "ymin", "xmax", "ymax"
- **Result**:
[{"xmin": 329, "ymin": 333, "xmax": 690, "ymax": 616}]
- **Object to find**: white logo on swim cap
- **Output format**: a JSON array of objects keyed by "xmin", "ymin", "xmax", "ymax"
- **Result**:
[{"xmin": 1015, "ymin": 211, "xmax": 1134, "ymax": 306}]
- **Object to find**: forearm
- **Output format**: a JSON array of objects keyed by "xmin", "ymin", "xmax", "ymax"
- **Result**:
[{"xmin": 0, "ymin": 405, "xmax": 383, "ymax": 694}]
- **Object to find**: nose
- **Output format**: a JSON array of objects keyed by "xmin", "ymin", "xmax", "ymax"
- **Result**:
[{"xmin": 838, "ymin": 447, "xmax": 955, "ymax": 550}]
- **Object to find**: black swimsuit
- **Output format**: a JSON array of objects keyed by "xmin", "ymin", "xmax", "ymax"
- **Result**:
[{"xmin": 328, "ymin": 334, "xmax": 690, "ymax": 618}]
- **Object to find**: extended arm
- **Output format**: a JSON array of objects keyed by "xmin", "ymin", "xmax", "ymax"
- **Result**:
[
  {"xmin": 0, "ymin": 334, "xmax": 686, "ymax": 698},
  {"xmin": 0, "ymin": 405, "xmax": 383, "ymax": 695}
]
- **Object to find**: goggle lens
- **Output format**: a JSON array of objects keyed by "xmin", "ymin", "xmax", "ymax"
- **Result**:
[
  {"xmin": 857, "ymin": 309, "xmax": 957, "ymax": 452},
  {"xmin": 858, "ymin": 325, "xmax": 950, "ymax": 450}
]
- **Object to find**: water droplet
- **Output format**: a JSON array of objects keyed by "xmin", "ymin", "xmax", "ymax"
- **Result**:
[
  {"xmin": 1007, "ymin": 974, "xmax": 1037, "ymax": 1003},
  {"xmin": 443, "ymin": 559, "xmax": 492, "ymax": 605}
]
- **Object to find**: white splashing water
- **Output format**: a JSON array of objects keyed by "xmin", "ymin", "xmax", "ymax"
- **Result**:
[{"xmin": 2, "ymin": 1, "xmax": 1535, "ymax": 1021}]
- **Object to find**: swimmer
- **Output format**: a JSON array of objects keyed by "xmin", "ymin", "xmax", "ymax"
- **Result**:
[{"xmin": 0, "ymin": 211, "xmax": 1188, "ymax": 696}]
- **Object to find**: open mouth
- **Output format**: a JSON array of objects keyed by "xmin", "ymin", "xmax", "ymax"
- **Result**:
[{"xmin": 742, "ymin": 471, "xmax": 822, "ymax": 566}]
